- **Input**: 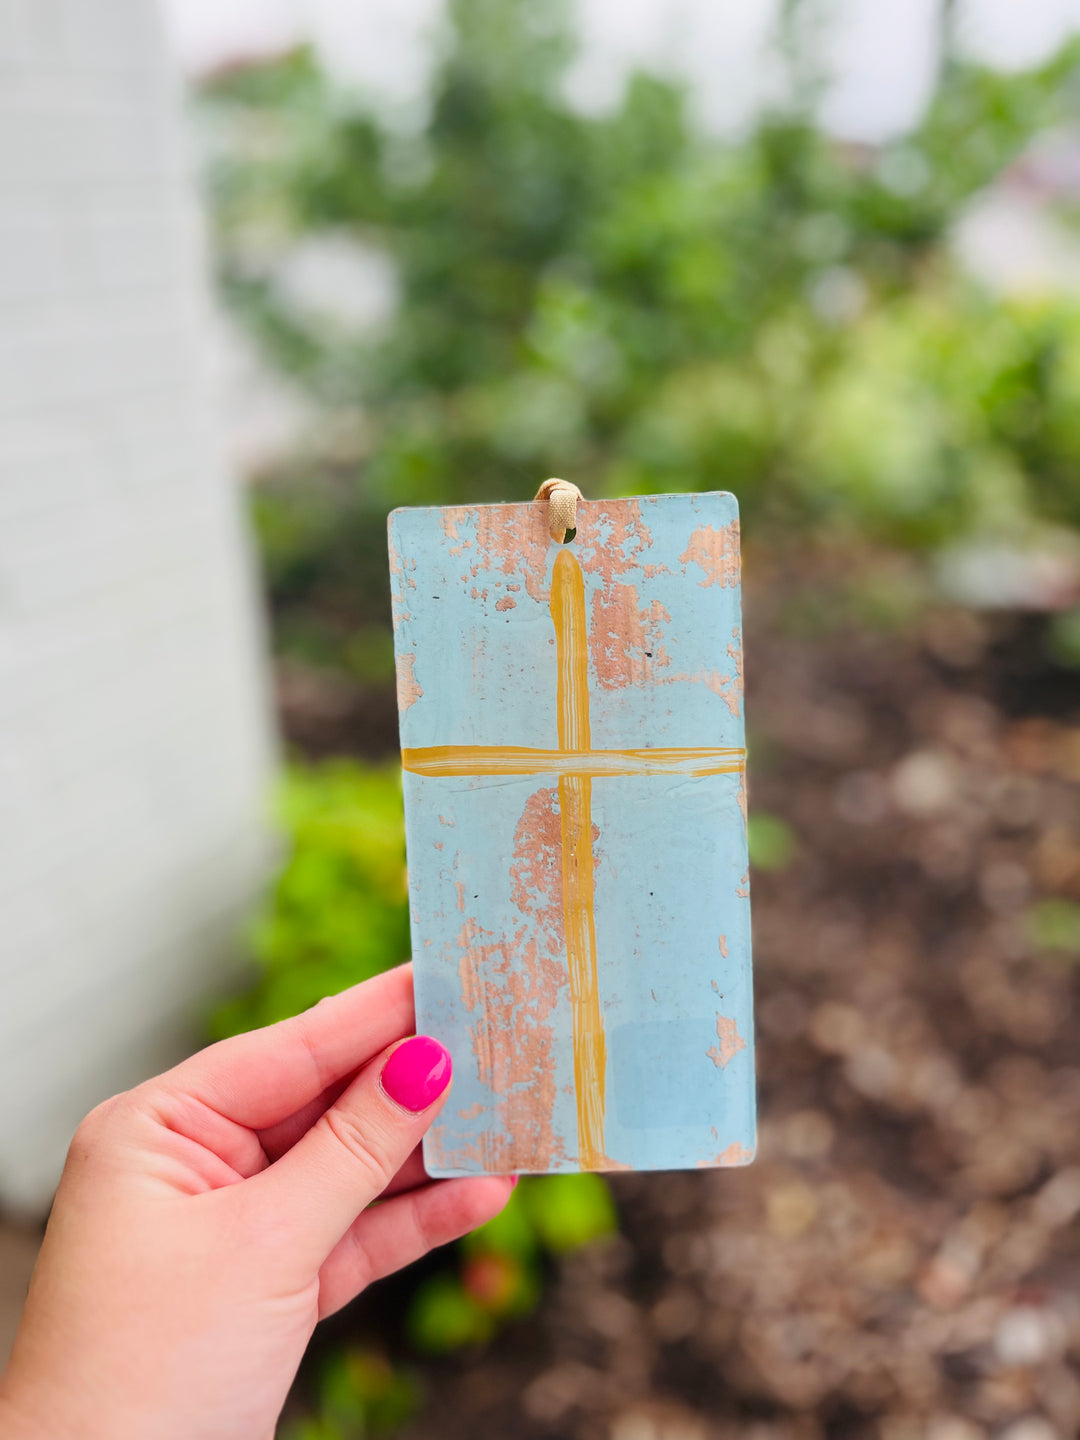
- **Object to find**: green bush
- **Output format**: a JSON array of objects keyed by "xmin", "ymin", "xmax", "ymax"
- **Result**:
[
  {"xmin": 279, "ymin": 1348, "xmax": 422, "ymax": 1440},
  {"xmin": 194, "ymin": 1, "xmax": 1080, "ymax": 698},
  {"xmin": 200, "ymin": 1, "xmax": 1080, "ymax": 561},
  {"xmin": 212, "ymin": 762, "xmax": 411, "ymax": 1038},
  {"xmin": 407, "ymin": 1173, "xmax": 617, "ymax": 1354}
]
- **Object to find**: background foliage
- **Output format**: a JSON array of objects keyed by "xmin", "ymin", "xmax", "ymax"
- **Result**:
[
  {"xmin": 197, "ymin": 0, "xmax": 1080, "ymax": 702},
  {"xmin": 205, "ymin": 0, "xmax": 1080, "ymax": 553}
]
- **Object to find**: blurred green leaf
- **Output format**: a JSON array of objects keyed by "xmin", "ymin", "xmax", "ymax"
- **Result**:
[
  {"xmin": 1046, "ymin": 607, "xmax": 1080, "ymax": 667},
  {"xmin": 278, "ymin": 1419, "xmax": 341, "ymax": 1440},
  {"xmin": 461, "ymin": 1250, "xmax": 542, "ymax": 1317},
  {"xmin": 280, "ymin": 1349, "xmax": 420, "ymax": 1440},
  {"xmin": 520, "ymin": 1172, "xmax": 618, "ymax": 1252},
  {"xmin": 408, "ymin": 1174, "xmax": 616, "ymax": 1353},
  {"xmin": 462, "ymin": 1181, "xmax": 541, "ymax": 1261},
  {"xmin": 748, "ymin": 812, "xmax": 798, "ymax": 872},
  {"xmin": 406, "ymin": 1273, "xmax": 494, "ymax": 1354},
  {"xmin": 1026, "ymin": 897, "xmax": 1080, "ymax": 955}
]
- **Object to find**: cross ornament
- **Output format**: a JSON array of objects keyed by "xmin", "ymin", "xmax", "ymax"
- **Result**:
[{"xmin": 403, "ymin": 545, "xmax": 746, "ymax": 1169}]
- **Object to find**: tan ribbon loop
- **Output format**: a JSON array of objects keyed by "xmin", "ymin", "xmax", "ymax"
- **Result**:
[{"xmin": 536, "ymin": 478, "xmax": 583, "ymax": 543}]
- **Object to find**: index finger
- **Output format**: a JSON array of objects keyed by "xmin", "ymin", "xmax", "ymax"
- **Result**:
[{"xmin": 154, "ymin": 963, "xmax": 415, "ymax": 1130}]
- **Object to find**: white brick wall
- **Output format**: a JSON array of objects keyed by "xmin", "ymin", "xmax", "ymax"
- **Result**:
[{"xmin": 0, "ymin": 0, "xmax": 277, "ymax": 1211}]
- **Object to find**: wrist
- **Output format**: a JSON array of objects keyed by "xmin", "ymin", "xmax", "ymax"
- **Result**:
[
  {"xmin": 0, "ymin": 1372, "xmax": 92, "ymax": 1440},
  {"xmin": 0, "ymin": 1385, "xmax": 43, "ymax": 1440}
]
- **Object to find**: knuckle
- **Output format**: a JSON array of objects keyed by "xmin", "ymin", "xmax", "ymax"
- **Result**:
[
  {"xmin": 321, "ymin": 1107, "xmax": 397, "ymax": 1194},
  {"xmin": 409, "ymin": 1193, "xmax": 439, "ymax": 1255},
  {"xmin": 344, "ymin": 1225, "xmax": 375, "ymax": 1292},
  {"xmin": 68, "ymin": 1094, "xmax": 129, "ymax": 1164},
  {"xmin": 290, "ymin": 1009, "xmax": 334, "ymax": 1092}
]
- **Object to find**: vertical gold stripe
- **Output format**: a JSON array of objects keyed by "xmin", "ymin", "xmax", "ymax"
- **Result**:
[
  {"xmin": 551, "ymin": 549, "xmax": 606, "ymax": 1169},
  {"xmin": 552, "ymin": 549, "xmax": 591, "ymax": 752},
  {"xmin": 558, "ymin": 773, "xmax": 606, "ymax": 1168}
]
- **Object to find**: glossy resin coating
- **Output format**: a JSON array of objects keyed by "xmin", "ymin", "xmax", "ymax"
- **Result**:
[{"xmin": 389, "ymin": 493, "xmax": 755, "ymax": 1175}]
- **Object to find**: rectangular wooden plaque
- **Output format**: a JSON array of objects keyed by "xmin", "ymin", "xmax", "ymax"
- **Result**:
[{"xmin": 389, "ymin": 492, "xmax": 755, "ymax": 1174}]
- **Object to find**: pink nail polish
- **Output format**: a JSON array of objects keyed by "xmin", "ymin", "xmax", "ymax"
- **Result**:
[{"xmin": 380, "ymin": 1036, "xmax": 452, "ymax": 1113}]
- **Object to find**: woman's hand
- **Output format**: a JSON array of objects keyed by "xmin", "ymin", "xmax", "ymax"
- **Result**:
[{"xmin": 0, "ymin": 964, "xmax": 513, "ymax": 1440}]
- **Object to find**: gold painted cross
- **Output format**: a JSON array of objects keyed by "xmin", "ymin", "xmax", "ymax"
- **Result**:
[{"xmin": 403, "ymin": 548, "xmax": 745, "ymax": 1169}]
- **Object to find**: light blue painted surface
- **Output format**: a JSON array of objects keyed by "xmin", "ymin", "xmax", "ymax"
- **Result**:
[{"xmin": 389, "ymin": 493, "xmax": 755, "ymax": 1174}]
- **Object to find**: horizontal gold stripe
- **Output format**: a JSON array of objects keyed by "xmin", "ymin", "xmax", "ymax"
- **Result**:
[{"xmin": 402, "ymin": 744, "xmax": 745, "ymax": 779}]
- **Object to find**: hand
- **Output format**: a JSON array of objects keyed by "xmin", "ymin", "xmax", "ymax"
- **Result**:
[{"xmin": 0, "ymin": 964, "xmax": 513, "ymax": 1440}]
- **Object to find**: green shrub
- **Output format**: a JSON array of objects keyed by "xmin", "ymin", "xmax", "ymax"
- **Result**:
[
  {"xmin": 407, "ymin": 1173, "xmax": 617, "ymax": 1354},
  {"xmin": 279, "ymin": 1348, "xmax": 422, "ymax": 1440},
  {"xmin": 211, "ymin": 762, "xmax": 411, "ymax": 1038},
  {"xmin": 200, "ymin": 1, "xmax": 1080, "ymax": 597}
]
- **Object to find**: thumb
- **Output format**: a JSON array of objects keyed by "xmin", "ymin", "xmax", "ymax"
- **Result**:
[{"xmin": 247, "ymin": 1034, "xmax": 454, "ymax": 1267}]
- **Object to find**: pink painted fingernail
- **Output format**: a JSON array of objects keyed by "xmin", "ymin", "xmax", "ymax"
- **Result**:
[{"xmin": 380, "ymin": 1036, "xmax": 452, "ymax": 1113}]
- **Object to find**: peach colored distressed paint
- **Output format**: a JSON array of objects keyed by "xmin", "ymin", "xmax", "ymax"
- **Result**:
[
  {"xmin": 441, "ymin": 503, "xmax": 552, "ymax": 603},
  {"xmin": 590, "ymin": 584, "xmax": 671, "ymax": 690},
  {"xmin": 452, "ymin": 787, "xmax": 568, "ymax": 1172},
  {"xmin": 576, "ymin": 499, "xmax": 655, "ymax": 589},
  {"xmin": 396, "ymin": 652, "xmax": 423, "ymax": 712},
  {"xmin": 697, "ymin": 1141, "xmax": 755, "ymax": 1167},
  {"xmin": 661, "ymin": 669, "xmax": 740, "ymax": 717},
  {"xmin": 680, "ymin": 520, "xmax": 741, "ymax": 590},
  {"xmin": 707, "ymin": 1014, "xmax": 747, "ymax": 1070}
]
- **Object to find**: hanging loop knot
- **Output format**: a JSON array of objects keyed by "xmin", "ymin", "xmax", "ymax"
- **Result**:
[{"xmin": 535, "ymin": 478, "xmax": 582, "ymax": 544}]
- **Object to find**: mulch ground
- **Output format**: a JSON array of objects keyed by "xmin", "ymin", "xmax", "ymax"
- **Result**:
[{"xmin": 286, "ymin": 556, "xmax": 1080, "ymax": 1440}]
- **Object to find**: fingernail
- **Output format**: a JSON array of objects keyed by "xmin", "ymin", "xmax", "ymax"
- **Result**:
[{"xmin": 380, "ymin": 1036, "xmax": 452, "ymax": 1114}]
